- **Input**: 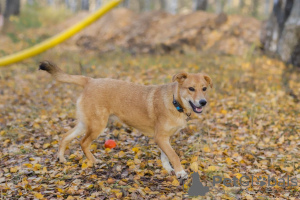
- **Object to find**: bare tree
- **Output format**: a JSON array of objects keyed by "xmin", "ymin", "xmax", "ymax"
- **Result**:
[
  {"xmin": 159, "ymin": 0, "xmax": 166, "ymax": 10},
  {"xmin": 27, "ymin": 0, "xmax": 34, "ymax": 5},
  {"xmin": 264, "ymin": 0, "xmax": 271, "ymax": 15},
  {"xmin": 145, "ymin": 0, "xmax": 151, "ymax": 11},
  {"xmin": 261, "ymin": 0, "xmax": 300, "ymax": 67},
  {"xmin": 122, "ymin": 0, "xmax": 130, "ymax": 8},
  {"xmin": 216, "ymin": 0, "xmax": 226, "ymax": 14},
  {"xmin": 169, "ymin": 0, "xmax": 178, "ymax": 14},
  {"xmin": 251, "ymin": 0, "xmax": 259, "ymax": 17},
  {"xmin": 4, "ymin": 0, "xmax": 20, "ymax": 18},
  {"xmin": 0, "ymin": 0, "xmax": 4, "ymax": 30},
  {"xmin": 193, "ymin": 0, "xmax": 207, "ymax": 11},
  {"xmin": 239, "ymin": 0, "xmax": 244, "ymax": 10},
  {"xmin": 95, "ymin": 0, "xmax": 102, "ymax": 9},
  {"xmin": 81, "ymin": 0, "xmax": 89, "ymax": 10},
  {"xmin": 47, "ymin": 0, "xmax": 55, "ymax": 6}
]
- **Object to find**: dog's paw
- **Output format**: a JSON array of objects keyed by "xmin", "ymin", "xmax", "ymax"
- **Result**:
[
  {"xmin": 58, "ymin": 157, "xmax": 67, "ymax": 163},
  {"xmin": 176, "ymin": 170, "xmax": 188, "ymax": 180}
]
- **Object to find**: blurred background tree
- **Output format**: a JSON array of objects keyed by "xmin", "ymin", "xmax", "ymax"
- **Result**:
[
  {"xmin": 261, "ymin": 0, "xmax": 300, "ymax": 67},
  {"xmin": 0, "ymin": 0, "xmax": 299, "ymax": 67}
]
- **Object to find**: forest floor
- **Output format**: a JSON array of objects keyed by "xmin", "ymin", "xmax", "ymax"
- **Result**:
[{"xmin": 0, "ymin": 5, "xmax": 300, "ymax": 200}]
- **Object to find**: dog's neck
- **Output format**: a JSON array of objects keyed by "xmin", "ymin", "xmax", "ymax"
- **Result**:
[{"xmin": 172, "ymin": 83, "xmax": 191, "ymax": 121}]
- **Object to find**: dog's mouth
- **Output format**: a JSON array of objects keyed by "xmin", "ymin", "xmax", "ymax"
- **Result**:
[{"xmin": 189, "ymin": 101, "xmax": 203, "ymax": 113}]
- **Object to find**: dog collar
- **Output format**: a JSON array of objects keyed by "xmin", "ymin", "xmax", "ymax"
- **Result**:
[
  {"xmin": 173, "ymin": 95, "xmax": 184, "ymax": 113},
  {"xmin": 173, "ymin": 95, "xmax": 192, "ymax": 121}
]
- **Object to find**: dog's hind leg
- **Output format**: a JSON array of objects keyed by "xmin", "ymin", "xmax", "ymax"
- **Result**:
[
  {"xmin": 80, "ymin": 111, "xmax": 109, "ymax": 164},
  {"xmin": 58, "ymin": 122, "xmax": 85, "ymax": 163}
]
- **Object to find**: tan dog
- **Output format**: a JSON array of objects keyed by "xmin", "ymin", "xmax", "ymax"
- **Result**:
[{"xmin": 39, "ymin": 61, "xmax": 212, "ymax": 179}]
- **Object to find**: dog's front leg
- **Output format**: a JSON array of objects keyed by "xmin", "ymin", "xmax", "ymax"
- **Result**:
[
  {"xmin": 159, "ymin": 148, "xmax": 174, "ymax": 173},
  {"xmin": 155, "ymin": 135, "xmax": 188, "ymax": 180}
]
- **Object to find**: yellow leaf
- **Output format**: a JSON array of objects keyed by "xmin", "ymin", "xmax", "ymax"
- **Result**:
[
  {"xmin": 221, "ymin": 109, "xmax": 227, "ymax": 114},
  {"xmin": 118, "ymin": 151, "xmax": 125, "ymax": 158},
  {"xmin": 66, "ymin": 196, "xmax": 75, "ymax": 200},
  {"xmin": 0, "ymin": 130, "xmax": 5, "ymax": 136},
  {"xmin": 82, "ymin": 162, "xmax": 88, "ymax": 170},
  {"xmin": 203, "ymin": 145, "xmax": 211, "ymax": 153},
  {"xmin": 90, "ymin": 144, "xmax": 97, "ymax": 151},
  {"xmin": 116, "ymin": 192, "xmax": 122, "ymax": 198},
  {"xmin": 42, "ymin": 167, "xmax": 47, "ymax": 173},
  {"xmin": 191, "ymin": 156, "xmax": 198, "ymax": 162},
  {"xmin": 128, "ymin": 188, "xmax": 136, "ymax": 193},
  {"xmin": 278, "ymin": 136, "xmax": 284, "ymax": 145},
  {"xmin": 226, "ymin": 157, "xmax": 233, "ymax": 165},
  {"xmin": 127, "ymin": 160, "xmax": 135, "ymax": 166},
  {"xmin": 235, "ymin": 173, "xmax": 243, "ymax": 179},
  {"xmin": 23, "ymin": 163, "xmax": 32, "ymax": 168},
  {"xmin": 144, "ymin": 187, "xmax": 151, "ymax": 193},
  {"xmin": 57, "ymin": 188, "xmax": 64, "ymax": 193},
  {"xmin": 132, "ymin": 147, "xmax": 140, "ymax": 154},
  {"xmin": 43, "ymin": 143, "xmax": 50, "ymax": 149},
  {"xmin": 10, "ymin": 167, "xmax": 18, "ymax": 173},
  {"xmin": 190, "ymin": 162, "xmax": 198, "ymax": 172},
  {"xmin": 34, "ymin": 192, "xmax": 44, "ymax": 199},
  {"xmin": 172, "ymin": 179, "xmax": 180, "ymax": 186},
  {"xmin": 34, "ymin": 164, "xmax": 42, "ymax": 170},
  {"xmin": 57, "ymin": 181, "xmax": 66, "ymax": 186},
  {"xmin": 206, "ymin": 166, "xmax": 217, "ymax": 172},
  {"xmin": 86, "ymin": 184, "xmax": 93, "ymax": 189}
]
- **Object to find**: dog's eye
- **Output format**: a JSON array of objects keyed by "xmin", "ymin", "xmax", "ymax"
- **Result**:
[
  {"xmin": 202, "ymin": 87, "xmax": 207, "ymax": 91},
  {"xmin": 188, "ymin": 87, "xmax": 195, "ymax": 92}
]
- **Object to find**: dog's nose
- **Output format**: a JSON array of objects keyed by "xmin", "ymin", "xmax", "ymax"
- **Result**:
[{"xmin": 199, "ymin": 99, "xmax": 207, "ymax": 106}]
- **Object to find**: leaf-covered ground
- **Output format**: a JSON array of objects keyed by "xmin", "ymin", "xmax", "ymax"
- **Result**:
[{"xmin": 1, "ymin": 48, "xmax": 300, "ymax": 199}]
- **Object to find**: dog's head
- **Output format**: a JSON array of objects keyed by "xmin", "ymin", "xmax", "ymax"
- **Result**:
[{"xmin": 173, "ymin": 72, "xmax": 212, "ymax": 115}]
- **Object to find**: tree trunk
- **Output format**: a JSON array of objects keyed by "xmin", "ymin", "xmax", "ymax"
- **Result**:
[
  {"xmin": 4, "ymin": 0, "xmax": 20, "ymax": 18},
  {"xmin": 145, "ymin": 0, "xmax": 151, "ymax": 11},
  {"xmin": 95, "ymin": 0, "xmax": 102, "ymax": 9},
  {"xmin": 261, "ymin": 0, "xmax": 300, "ymax": 67},
  {"xmin": 122, "ymin": 0, "xmax": 130, "ymax": 8},
  {"xmin": 47, "ymin": 0, "xmax": 55, "ymax": 6},
  {"xmin": 251, "ymin": 0, "xmax": 259, "ymax": 17},
  {"xmin": 193, "ymin": 0, "xmax": 207, "ymax": 11},
  {"xmin": 216, "ymin": 0, "xmax": 225, "ymax": 14},
  {"xmin": 159, "ymin": 0, "xmax": 166, "ymax": 10},
  {"xmin": 81, "ymin": 0, "xmax": 89, "ymax": 10},
  {"xmin": 27, "ymin": 0, "xmax": 34, "ymax": 5},
  {"xmin": 169, "ymin": 0, "xmax": 178, "ymax": 14}
]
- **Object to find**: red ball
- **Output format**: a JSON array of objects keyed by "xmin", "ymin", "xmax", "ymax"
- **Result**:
[{"xmin": 104, "ymin": 139, "xmax": 117, "ymax": 149}]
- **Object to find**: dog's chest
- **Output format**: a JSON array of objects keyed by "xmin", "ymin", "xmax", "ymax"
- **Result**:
[{"xmin": 164, "ymin": 117, "xmax": 187, "ymax": 134}]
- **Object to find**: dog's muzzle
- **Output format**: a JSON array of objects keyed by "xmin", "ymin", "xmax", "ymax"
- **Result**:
[{"xmin": 189, "ymin": 101, "xmax": 204, "ymax": 113}]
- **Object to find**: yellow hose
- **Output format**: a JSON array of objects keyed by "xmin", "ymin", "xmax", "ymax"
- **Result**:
[{"xmin": 0, "ymin": 0, "xmax": 122, "ymax": 67}]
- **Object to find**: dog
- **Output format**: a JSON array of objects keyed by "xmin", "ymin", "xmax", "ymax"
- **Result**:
[{"xmin": 39, "ymin": 61, "xmax": 212, "ymax": 180}]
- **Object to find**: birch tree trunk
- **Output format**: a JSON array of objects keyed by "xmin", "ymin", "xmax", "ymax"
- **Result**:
[
  {"xmin": 122, "ymin": 0, "xmax": 130, "ymax": 8},
  {"xmin": 261, "ymin": 0, "xmax": 300, "ymax": 67},
  {"xmin": 81, "ymin": 0, "xmax": 89, "ymax": 10},
  {"xmin": 169, "ymin": 0, "xmax": 178, "ymax": 14},
  {"xmin": 216, "ymin": 0, "xmax": 225, "ymax": 14},
  {"xmin": 159, "ymin": 0, "xmax": 166, "ymax": 10},
  {"xmin": 193, "ymin": 0, "xmax": 207, "ymax": 11}
]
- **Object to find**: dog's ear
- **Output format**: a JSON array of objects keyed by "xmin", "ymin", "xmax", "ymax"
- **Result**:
[
  {"xmin": 172, "ymin": 72, "xmax": 188, "ymax": 84},
  {"xmin": 204, "ymin": 74, "xmax": 213, "ymax": 88}
]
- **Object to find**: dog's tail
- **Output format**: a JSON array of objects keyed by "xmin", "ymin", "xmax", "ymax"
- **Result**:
[{"xmin": 39, "ymin": 61, "xmax": 90, "ymax": 87}]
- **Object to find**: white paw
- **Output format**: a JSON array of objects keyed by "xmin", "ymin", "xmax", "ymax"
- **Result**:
[
  {"xmin": 176, "ymin": 170, "xmax": 188, "ymax": 179},
  {"xmin": 58, "ymin": 157, "xmax": 67, "ymax": 163}
]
